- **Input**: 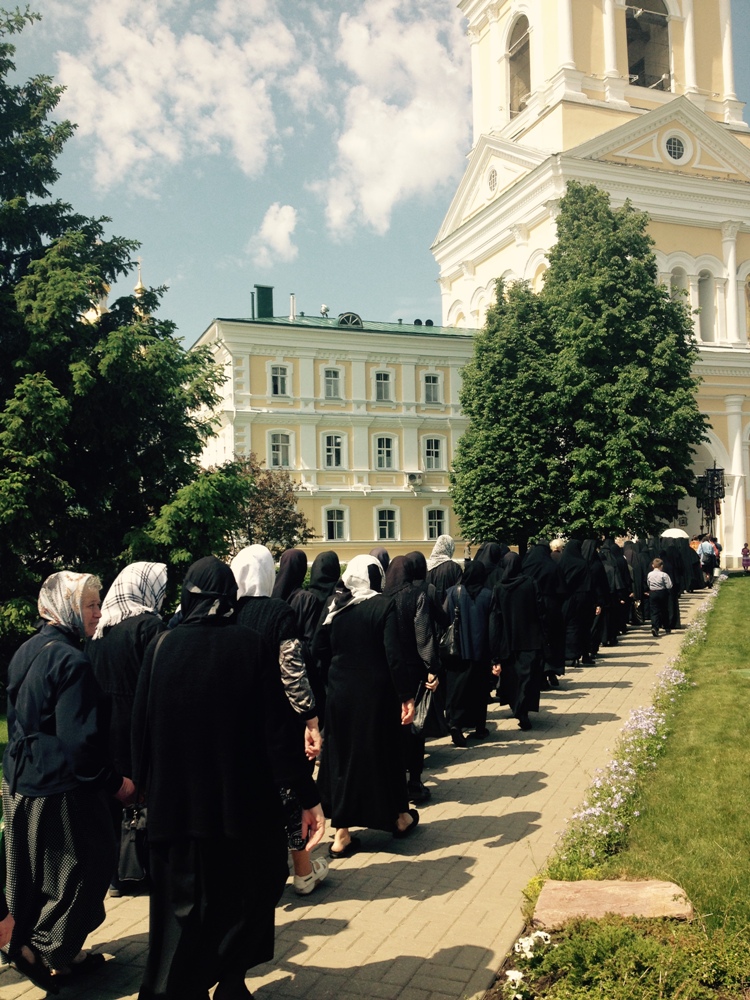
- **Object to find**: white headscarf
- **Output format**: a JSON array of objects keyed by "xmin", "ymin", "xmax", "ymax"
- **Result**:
[
  {"xmin": 230, "ymin": 544, "xmax": 275, "ymax": 598},
  {"xmin": 323, "ymin": 554, "xmax": 384, "ymax": 626},
  {"xmin": 38, "ymin": 571, "xmax": 100, "ymax": 639},
  {"xmin": 92, "ymin": 561, "xmax": 167, "ymax": 639},
  {"xmin": 427, "ymin": 534, "xmax": 455, "ymax": 571}
]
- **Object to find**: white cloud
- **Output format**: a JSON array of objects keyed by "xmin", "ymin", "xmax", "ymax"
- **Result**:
[
  {"xmin": 55, "ymin": 0, "xmax": 308, "ymax": 190},
  {"xmin": 248, "ymin": 202, "xmax": 299, "ymax": 268},
  {"xmin": 319, "ymin": 0, "xmax": 471, "ymax": 236}
]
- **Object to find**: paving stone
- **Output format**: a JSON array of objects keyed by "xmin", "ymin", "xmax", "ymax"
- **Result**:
[{"xmin": 533, "ymin": 878, "xmax": 694, "ymax": 928}]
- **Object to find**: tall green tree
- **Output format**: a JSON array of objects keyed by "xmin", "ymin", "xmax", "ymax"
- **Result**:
[
  {"xmin": 0, "ymin": 9, "xmax": 223, "ymax": 600},
  {"xmin": 543, "ymin": 182, "xmax": 707, "ymax": 537},
  {"xmin": 451, "ymin": 182, "xmax": 708, "ymax": 542},
  {"xmin": 451, "ymin": 281, "xmax": 563, "ymax": 548}
]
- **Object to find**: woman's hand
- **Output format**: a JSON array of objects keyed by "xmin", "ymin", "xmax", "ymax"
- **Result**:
[
  {"xmin": 304, "ymin": 717, "xmax": 322, "ymax": 760},
  {"xmin": 401, "ymin": 699, "xmax": 415, "ymax": 726},
  {"xmin": 115, "ymin": 776, "xmax": 136, "ymax": 804},
  {"xmin": 425, "ymin": 673, "xmax": 439, "ymax": 691},
  {"xmin": 491, "ymin": 663, "xmax": 502, "ymax": 677},
  {"xmin": 0, "ymin": 911, "xmax": 14, "ymax": 950}
]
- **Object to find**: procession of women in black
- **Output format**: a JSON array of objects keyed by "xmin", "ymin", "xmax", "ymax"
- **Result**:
[{"xmin": 0, "ymin": 531, "xmax": 709, "ymax": 998}]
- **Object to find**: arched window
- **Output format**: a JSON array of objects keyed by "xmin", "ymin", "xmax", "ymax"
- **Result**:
[
  {"xmin": 670, "ymin": 267, "xmax": 688, "ymax": 301},
  {"xmin": 698, "ymin": 270, "xmax": 716, "ymax": 343},
  {"xmin": 508, "ymin": 16, "xmax": 531, "ymax": 117},
  {"xmin": 626, "ymin": 2, "xmax": 670, "ymax": 92}
]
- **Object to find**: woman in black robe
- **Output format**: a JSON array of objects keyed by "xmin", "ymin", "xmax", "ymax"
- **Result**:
[
  {"xmin": 521, "ymin": 543, "xmax": 566, "ymax": 686},
  {"xmin": 3, "ymin": 572, "xmax": 133, "ymax": 993},
  {"xmin": 581, "ymin": 539, "xmax": 610, "ymax": 663},
  {"xmin": 600, "ymin": 538, "xmax": 632, "ymax": 638},
  {"xmin": 558, "ymin": 540, "xmax": 592, "ymax": 666},
  {"xmin": 315, "ymin": 555, "xmax": 418, "ymax": 857},
  {"xmin": 86, "ymin": 560, "xmax": 169, "ymax": 896},
  {"xmin": 474, "ymin": 541, "xmax": 510, "ymax": 589},
  {"xmin": 490, "ymin": 553, "xmax": 546, "ymax": 731},
  {"xmin": 443, "ymin": 560, "xmax": 493, "ymax": 746},
  {"xmin": 132, "ymin": 557, "xmax": 324, "ymax": 1000}
]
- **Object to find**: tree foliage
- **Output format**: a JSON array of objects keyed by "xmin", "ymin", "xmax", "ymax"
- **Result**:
[
  {"xmin": 452, "ymin": 182, "xmax": 708, "ymax": 543},
  {"xmin": 129, "ymin": 455, "xmax": 316, "ymax": 574},
  {"xmin": 0, "ymin": 10, "xmax": 223, "ymax": 598}
]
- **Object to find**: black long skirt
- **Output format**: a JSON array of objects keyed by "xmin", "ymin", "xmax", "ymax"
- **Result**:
[
  {"xmin": 446, "ymin": 659, "xmax": 491, "ymax": 731},
  {"xmin": 139, "ymin": 836, "xmax": 288, "ymax": 1000},
  {"xmin": 498, "ymin": 649, "xmax": 544, "ymax": 717},
  {"xmin": 2, "ymin": 780, "xmax": 113, "ymax": 969}
]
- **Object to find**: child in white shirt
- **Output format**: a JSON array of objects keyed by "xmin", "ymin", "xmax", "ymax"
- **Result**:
[{"xmin": 647, "ymin": 558, "xmax": 672, "ymax": 637}]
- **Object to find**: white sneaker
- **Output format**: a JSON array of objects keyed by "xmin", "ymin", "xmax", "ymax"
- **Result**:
[{"xmin": 293, "ymin": 857, "xmax": 329, "ymax": 895}]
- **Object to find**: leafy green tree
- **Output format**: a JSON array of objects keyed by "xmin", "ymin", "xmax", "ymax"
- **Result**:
[
  {"xmin": 130, "ymin": 455, "xmax": 316, "ymax": 576},
  {"xmin": 0, "ymin": 10, "xmax": 223, "ymax": 613},
  {"xmin": 451, "ymin": 182, "xmax": 708, "ymax": 542},
  {"xmin": 451, "ymin": 281, "xmax": 563, "ymax": 548},
  {"xmin": 543, "ymin": 182, "xmax": 707, "ymax": 537}
]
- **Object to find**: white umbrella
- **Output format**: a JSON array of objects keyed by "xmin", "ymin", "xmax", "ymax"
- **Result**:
[{"xmin": 661, "ymin": 527, "xmax": 689, "ymax": 539}]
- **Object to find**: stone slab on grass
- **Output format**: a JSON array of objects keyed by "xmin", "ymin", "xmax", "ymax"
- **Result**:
[{"xmin": 533, "ymin": 879, "xmax": 693, "ymax": 929}]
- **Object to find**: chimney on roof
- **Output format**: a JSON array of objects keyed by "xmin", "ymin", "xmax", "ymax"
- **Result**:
[
  {"xmin": 290, "ymin": 293, "xmax": 296, "ymax": 322},
  {"xmin": 255, "ymin": 284, "xmax": 274, "ymax": 319}
]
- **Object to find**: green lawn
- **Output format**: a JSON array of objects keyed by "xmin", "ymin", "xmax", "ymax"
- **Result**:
[{"xmin": 603, "ymin": 578, "xmax": 750, "ymax": 936}]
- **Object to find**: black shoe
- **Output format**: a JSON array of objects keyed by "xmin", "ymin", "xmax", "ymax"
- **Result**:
[
  {"xmin": 407, "ymin": 780, "xmax": 432, "ymax": 804},
  {"xmin": 581, "ymin": 656, "xmax": 595, "ymax": 665},
  {"xmin": 517, "ymin": 712, "xmax": 532, "ymax": 731},
  {"xmin": 651, "ymin": 628, "xmax": 659, "ymax": 637},
  {"xmin": 545, "ymin": 672, "xmax": 560, "ymax": 687},
  {"xmin": 449, "ymin": 728, "xmax": 467, "ymax": 747}
]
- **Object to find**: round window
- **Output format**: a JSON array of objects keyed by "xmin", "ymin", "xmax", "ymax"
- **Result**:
[
  {"xmin": 665, "ymin": 135, "xmax": 685, "ymax": 161},
  {"xmin": 488, "ymin": 168, "xmax": 497, "ymax": 193}
]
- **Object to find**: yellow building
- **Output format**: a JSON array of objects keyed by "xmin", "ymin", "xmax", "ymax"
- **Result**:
[
  {"xmin": 194, "ymin": 291, "xmax": 470, "ymax": 560},
  {"xmin": 432, "ymin": 0, "xmax": 750, "ymax": 564}
]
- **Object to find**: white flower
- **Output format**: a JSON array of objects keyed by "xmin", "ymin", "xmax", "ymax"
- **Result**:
[{"xmin": 506, "ymin": 969, "xmax": 524, "ymax": 983}]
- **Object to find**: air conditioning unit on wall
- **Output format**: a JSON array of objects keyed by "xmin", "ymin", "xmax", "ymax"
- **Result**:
[{"xmin": 407, "ymin": 473, "xmax": 423, "ymax": 488}]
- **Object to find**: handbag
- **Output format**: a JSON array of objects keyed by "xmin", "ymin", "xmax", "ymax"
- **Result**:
[
  {"xmin": 118, "ymin": 805, "xmax": 148, "ymax": 882},
  {"xmin": 117, "ymin": 630, "xmax": 168, "ymax": 884},
  {"xmin": 439, "ymin": 585, "xmax": 462, "ymax": 669},
  {"xmin": 411, "ymin": 681, "xmax": 450, "ymax": 738}
]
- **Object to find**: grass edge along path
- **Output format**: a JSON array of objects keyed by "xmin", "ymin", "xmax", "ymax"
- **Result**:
[{"xmin": 493, "ymin": 579, "xmax": 750, "ymax": 1000}]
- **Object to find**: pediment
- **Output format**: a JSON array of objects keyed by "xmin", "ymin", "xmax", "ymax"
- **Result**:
[
  {"xmin": 569, "ymin": 97, "xmax": 750, "ymax": 183},
  {"xmin": 435, "ymin": 134, "xmax": 546, "ymax": 243}
]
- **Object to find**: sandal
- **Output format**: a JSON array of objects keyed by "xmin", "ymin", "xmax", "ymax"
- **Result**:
[
  {"xmin": 393, "ymin": 808, "xmax": 420, "ymax": 839},
  {"xmin": 328, "ymin": 835, "xmax": 361, "ymax": 859},
  {"xmin": 9, "ymin": 945, "xmax": 59, "ymax": 995},
  {"xmin": 54, "ymin": 952, "xmax": 106, "ymax": 980}
]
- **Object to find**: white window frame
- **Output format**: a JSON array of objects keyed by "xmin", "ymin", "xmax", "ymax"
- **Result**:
[
  {"xmin": 267, "ymin": 361, "xmax": 292, "ymax": 398},
  {"xmin": 268, "ymin": 429, "xmax": 294, "ymax": 469},
  {"xmin": 375, "ymin": 506, "xmax": 399, "ymax": 541},
  {"xmin": 423, "ymin": 371, "xmax": 442, "ymax": 404},
  {"xmin": 324, "ymin": 505, "xmax": 348, "ymax": 542},
  {"xmin": 423, "ymin": 435, "xmax": 445, "ymax": 471},
  {"xmin": 373, "ymin": 434, "xmax": 398, "ymax": 471},
  {"xmin": 322, "ymin": 431, "xmax": 347, "ymax": 470},
  {"xmin": 322, "ymin": 366, "xmax": 343, "ymax": 400},
  {"xmin": 372, "ymin": 367, "xmax": 395, "ymax": 403},
  {"xmin": 425, "ymin": 507, "xmax": 448, "ymax": 541}
]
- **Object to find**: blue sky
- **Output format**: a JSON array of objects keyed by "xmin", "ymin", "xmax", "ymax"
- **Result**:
[{"xmin": 12, "ymin": 1, "xmax": 750, "ymax": 345}]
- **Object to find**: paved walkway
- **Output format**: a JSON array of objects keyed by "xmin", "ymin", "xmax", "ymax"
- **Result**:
[{"xmin": 0, "ymin": 592, "xmax": 706, "ymax": 1000}]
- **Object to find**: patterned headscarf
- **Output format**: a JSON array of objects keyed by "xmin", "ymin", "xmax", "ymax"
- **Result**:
[
  {"xmin": 427, "ymin": 534, "xmax": 455, "ymax": 571},
  {"xmin": 92, "ymin": 561, "xmax": 167, "ymax": 640},
  {"xmin": 38, "ymin": 571, "xmax": 101, "ymax": 639},
  {"xmin": 323, "ymin": 554, "xmax": 385, "ymax": 625},
  {"xmin": 230, "ymin": 544, "xmax": 275, "ymax": 599}
]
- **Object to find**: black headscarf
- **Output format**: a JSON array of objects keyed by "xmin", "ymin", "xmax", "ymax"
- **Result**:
[
  {"xmin": 181, "ymin": 557, "xmax": 237, "ymax": 625},
  {"xmin": 475, "ymin": 542, "xmax": 510, "ymax": 588},
  {"xmin": 501, "ymin": 551, "xmax": 523, "ymax": 582},
  {"xmin": 522, "ymin": 543, "xmax": 562, "ymax": 596},
  {"xmin": 271, "ymin": 548, "xmax": 308, "ymax": 601},
  {"xmin": 369, "ymin": 547, "xmax": 390, "ymax": 573},
  {"xmin": 558, "ymin": 539, "xmax": 590, "ymax": 592},
  {"xmin": 384, "ymin": 555, "xmax": 413, "ymax": 593},
  {"xmin": 307, "ymin": 551, "xmax": 341, "ymax": 603},
  {"xmin": 460, "ymin": 559, "xmax": 487, "ymax": 599},
  {"xmin": 405, "ymin": 551, "xmax": 428, "ymax": 582}
]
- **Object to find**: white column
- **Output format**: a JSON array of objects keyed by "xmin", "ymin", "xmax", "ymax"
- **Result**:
[
  {"xmin": 299, "ymin": 356, "xmax": 315, "ymax": 409},
  {"xmin": 352, "ymin": 423, "xmax": 370, "ymax": 471},
  {"xmin": 725, "ymin": 395, "xmax": 747, "ymax": 563},
  {"xmin": 403, "ymin": 426, "xmax": 419, "ymax": 472},
  {"xmin": 299, "ymin": 423, "xmax": 317, "ymax": 472},
  {"xmin": 468, "ymin": 27, "xmax": 482, "ymax": 143},
  {"xmin": 716, "ymin": 279, "xmax": 727, "ymax": 343},
  {"xmin": 718, "ymin": 0, "xmax": 738, "ymax": 101},
  {"xmin": 722, "ymin": 222, "xmax": 741, "ymax": 345},
  {"xmin": 488, "ymin": 11, "xmax": 503, "ymax": 132},
  {"xmin": 688, "ymin": 274, "xmax": 701, "ymax": 341},
  {"xmin": 603, "ymin": 0, "xmax": 619, "ymax": 78},
  {"xmin": 559, "ymin": 0, "xmax": 575, "ymax": 69},
  {"xmin": 351, "ymin": 360, "xmax": 366, "ymax": 412},
  {"xmin": 682, "ymin": 0, "xmax": 698, "ymax": 94}
]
